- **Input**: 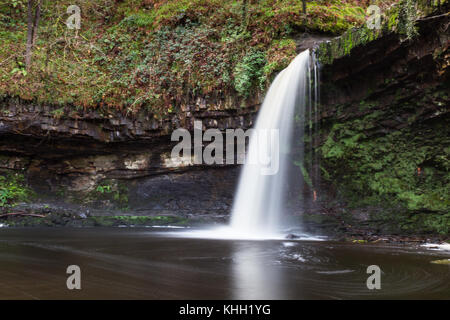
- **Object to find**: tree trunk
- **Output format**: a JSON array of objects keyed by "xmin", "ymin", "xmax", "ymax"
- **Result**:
[
  {"xmin": 25, "ymin": 0, "xmax": 43, "ymax": 71},
  {"xmin": 32, "ymin": 0, "xmax": 42, "ymax": 47},
  {"xmin": 25, "ymin": 0, "xmax": 34, "ymax": 70},
  {"xmin": 241, "ymin": 0, "xmax": 248, "ymax": 32},
  {"xmin": 302, "ymin": 0, "xmax": 307, "ymax": 15}
]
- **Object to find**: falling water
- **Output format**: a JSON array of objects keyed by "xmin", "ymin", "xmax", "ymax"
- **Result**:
[
  {"xmin": 168, "ymin": 49, "xmax": 320, "ymax": 240},
  {"xmin": 230, "ymin": 49, "xmax": 319, "ymax": 238}
]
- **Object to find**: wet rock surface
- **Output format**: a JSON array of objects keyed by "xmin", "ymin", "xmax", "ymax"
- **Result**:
[{"xmin": 308, "ymin": 12, "xmax": 450, "ymax": 236}]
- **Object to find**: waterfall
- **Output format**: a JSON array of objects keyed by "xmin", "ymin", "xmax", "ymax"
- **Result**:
[
  {"xmin": 169, "ymin": 49, "xmax": 320, "ymax": 240},
  {"xmin": 229, "ymin": 49, "xmax": 319, "ymax": 238}
]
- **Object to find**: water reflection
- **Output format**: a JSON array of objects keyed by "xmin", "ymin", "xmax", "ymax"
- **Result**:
[
  {"xmin": 232, "ymin": 242, "xmax": 286, "ymax": 300},
  {"xmin": 0, "ymin": 228, "xmax": 449, "ymax": 299}
]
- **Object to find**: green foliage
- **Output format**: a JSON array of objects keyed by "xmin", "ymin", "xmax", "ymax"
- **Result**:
[
  {"xmin": 422, "ymin": 212, "xmax": 450, "ymax": 235},
  {"xmin": 0, "ymin": 0, "xmax": 390, "ymax": 112},
  {"xmin": 374, "ymin": 209, "xmax": 450, "ymax": 235},
  {"xmin": 387, "ymin": 7, "xmax": 400, "ymax": 30},
  {"xmin": 254, "ymin": 0, "xmax": 366, "ymax": 36},
  {"xmin": 50, "ymin": 107, "xmax": 64, "ymax": 119},
  {"xmin": 233, "ymin": 49, "xmax": 266, "ymax": 97},
  {"xmin": 126, "ymin": 21, "xmax": 237, "ymax": 112},
  {"xmin": 10, "ymin": 61, "xmax": 27, "ymax": 77},
  {"xmin": 96, "ymin": 185, "xmax": 112, "ymax": 194},
  {"xmin": 93, "ymin": 180, "xmax": 129, "ymax": 209},
  {"xmin": 0, "ymin": 173, "xmax": 34, "ymax": 208}
]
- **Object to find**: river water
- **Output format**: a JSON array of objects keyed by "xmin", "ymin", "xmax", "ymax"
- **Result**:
[{"xmin": 0, "ymin": 227, "xmax": 449, "ymax": 299}]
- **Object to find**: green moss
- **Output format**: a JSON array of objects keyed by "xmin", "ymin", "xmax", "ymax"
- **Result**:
[
  {"xmin": 318, "ymin": 0, "xmax": 449, "ymax": 64},
  {"xmin": 317, "ymin": 24, "xmax": 383, "ymax": 65},
  {"xmin": 319, "ymin": 92, "xmax": 450, "ymax": 234},
  {"xmin": 315, "ymin": 0, "xmax": 442, "ymax": 65}
]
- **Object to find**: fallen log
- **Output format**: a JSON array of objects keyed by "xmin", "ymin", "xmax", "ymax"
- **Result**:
[{"xmin": 0, "ymin": 212, "xmax": 46, "ymax": 219}]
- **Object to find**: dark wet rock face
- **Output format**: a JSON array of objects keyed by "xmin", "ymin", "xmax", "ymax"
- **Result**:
[
  {"xmin": 310, "ymin": 13, "xmax": 450, "ymax": 236},
  {"xmin": 127, "ymin": 168, "xmax": 238, "ymax": 216}
]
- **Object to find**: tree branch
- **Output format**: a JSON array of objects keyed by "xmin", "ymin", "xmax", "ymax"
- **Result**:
[{"xmin": 0, "ymin": 212, "xmax": 46, "ymax": 219}]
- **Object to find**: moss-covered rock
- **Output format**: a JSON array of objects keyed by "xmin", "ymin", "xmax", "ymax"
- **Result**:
[
  {"xmin": 309, "ymin": 9, "xmax": 450, "ymax": 236},
  {"xmin": 317, "ymin": 24, "xmax": 382, "ymax": 65},
  {"xmin": 317, "ymin": 0, "xmax": 449, "ymax": 65}
]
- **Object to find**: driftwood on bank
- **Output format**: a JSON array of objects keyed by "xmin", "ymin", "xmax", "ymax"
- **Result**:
[{"xmin": 0, "ymin": 212, "xmax": 46, "ymax": 219}]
